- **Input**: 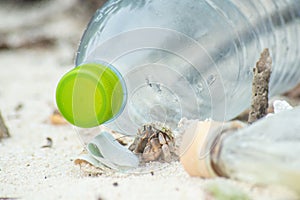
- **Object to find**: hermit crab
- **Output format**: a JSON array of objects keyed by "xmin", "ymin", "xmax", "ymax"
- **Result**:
[{"xmin": 129, "ymin": 123, "xmax": 176, "ymax": 162}]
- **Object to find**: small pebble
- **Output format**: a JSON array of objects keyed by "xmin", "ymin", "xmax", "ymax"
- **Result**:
[{"xmin": 113, "ymin": 182, "xmax": 118, "ymax": 187}]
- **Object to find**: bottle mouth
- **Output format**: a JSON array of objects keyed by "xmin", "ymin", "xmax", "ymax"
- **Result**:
[{"xmin": 56, "ymin": 62, "xmax": 127, "ymax": 128}]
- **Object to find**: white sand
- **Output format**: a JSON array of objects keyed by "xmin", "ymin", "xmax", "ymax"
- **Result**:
[{"xmin": 0, "ymin": 1, "xmax": 298, "ymax": 199}]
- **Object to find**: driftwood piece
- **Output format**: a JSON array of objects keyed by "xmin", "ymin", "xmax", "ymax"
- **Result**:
[
  {"xmin": 248, "ymin": 48, "xmax": 272, "ymax": 123},
  {"xmin": 0, "ymin": 112, "xmax": 10, "ymax": 140}
]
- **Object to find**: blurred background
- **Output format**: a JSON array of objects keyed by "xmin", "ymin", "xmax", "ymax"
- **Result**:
[
  {"xmin": 0, "ymin": 0, "xmax": 108, "ymax": 122},
  {"xmin": 0, "ymin": 0, "xmax": 107, "ymax": 60}
]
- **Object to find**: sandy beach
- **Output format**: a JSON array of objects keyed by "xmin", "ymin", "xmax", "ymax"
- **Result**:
[{"xmin": 0, "ymin": 1, "xmax": 299, "ymax": 199}]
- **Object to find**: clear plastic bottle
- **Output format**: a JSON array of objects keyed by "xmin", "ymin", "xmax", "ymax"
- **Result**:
[
  {"xmin": 56, "ymin": 0, "xmax": 300, "ymax": 135},
  {"xmin": 179, "ymin": 107, "xmax": 300, "ymax": 194},
  {"xmin": 218, "ymin": 106, "xmax": 300, "ymax": 194}
]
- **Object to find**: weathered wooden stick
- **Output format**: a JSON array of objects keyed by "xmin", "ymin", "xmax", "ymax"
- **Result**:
[
  {"xmin": 0, "ymin": 111, "xmax": 10, "ymax": 140},
  {"xmin": 248, "ymin": 48, "xmax": 272, "ymax": 124}
]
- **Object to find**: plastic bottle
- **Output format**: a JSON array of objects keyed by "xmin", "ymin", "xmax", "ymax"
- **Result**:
[
  {"xmin": 56, "ymin": 0, "xmax": 300, "ymax": 135},
  {"xmin": 180, "ymin": 106, "xmax": 300, "ymax": 194}
]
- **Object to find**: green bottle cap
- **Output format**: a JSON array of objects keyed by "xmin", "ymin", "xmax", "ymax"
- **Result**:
[{"xmin": 56, "ymin": 63, "xmax": 125, "ymax": 128}]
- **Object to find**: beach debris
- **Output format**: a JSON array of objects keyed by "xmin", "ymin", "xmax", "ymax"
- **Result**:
[
  {"xmin": 75, "ymin": 131, "xmax": 139, "ymax": 170},
  {"xmin": 99, "ymin": 126, "xmax": 132, "ymax": 146},
  {"xmin": 272, "ymin": 100, "xmax": 293, "ymax": 113},
  {"xmin": 113, "ymin": 182, "xmax": 118, "ymax": 187},
  {"xmin": 41, "ymin": 137, "xmax": 53, "ymax": 148},
  {"xmin": 14, "ymin": 103, "xmax": 23, "ymax": 112},
  {"xmin": 284, "ymin": 82, "xmax": 300, "ymax": 100},
  {"xmin": 50, "ymin": 109, "xmax": 68, "ymax": 125},
  {"xmin": 0, "ymin": 112, "xmax": 10, "ymax": 140},
  {"xmin": 266, "ymin": 100, "xmax": 293, "ymax": 118},
  {"xmin": 180, "ymin": 106, "xmax": 300, "ymax": 194},
  {"xmin": 129, "ymin": 123, "xmax": 176, "ymax": 162},
  {"xmin": 75, "ymin": 152, "xmax": 108, "ymax": 174},
  {"xmin": 248, "ymin": 48, "xmax": 272, "ymax": 123},
  {"xmin": 114, "ymin": 136, "xmax": 128, "ymax": 146}
]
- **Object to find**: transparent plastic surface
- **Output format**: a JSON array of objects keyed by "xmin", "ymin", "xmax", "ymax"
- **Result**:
[
  {"xmin": 76, "ymin": 0, "xmax": 300, "ymax": 135},
  {"xmin": 218, "ymin": 106, "xmax": 300, "ymax": 193}
]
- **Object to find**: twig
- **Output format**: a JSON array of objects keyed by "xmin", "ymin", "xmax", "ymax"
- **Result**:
[
  {"xmin": 248, "ymin": 48, "xmax": 272, "ymax": 123},
  {"xmin": 0, "ymin": 112, "xmax": 10, "ymax": 140},
  {"xmin": 41, "ymin": 137, "xmax": 53, "ymax": 148}
]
